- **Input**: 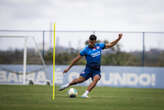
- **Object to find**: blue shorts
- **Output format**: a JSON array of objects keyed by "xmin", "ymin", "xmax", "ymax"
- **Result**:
[{"xmin": 80, "ymin": 67, "xmax": 101, "ymax": 80}]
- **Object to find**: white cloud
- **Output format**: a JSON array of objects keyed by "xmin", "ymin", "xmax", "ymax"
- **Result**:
[
  {"xmin": 0, "ymin": 0, "xmax": 164, "ymax": 51},
  {"xmin": 0, "ymin": 0, "xmax": 164, "ymax": 31}
]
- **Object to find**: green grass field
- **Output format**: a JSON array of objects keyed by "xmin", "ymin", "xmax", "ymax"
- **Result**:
[{"xmin": 0, "ymin": 85, "xmax": 164, "ymax": 110}]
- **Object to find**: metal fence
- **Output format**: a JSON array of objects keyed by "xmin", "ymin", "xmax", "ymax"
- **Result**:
[{"xmin": 0, "ymin": 30, "xmax": 164, "ymax": 67}]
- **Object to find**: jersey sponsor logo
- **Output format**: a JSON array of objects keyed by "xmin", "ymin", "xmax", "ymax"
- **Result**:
[
  {"xmin": 96, "ymin": 46, "xmax": 100, "ymax": 49},
  {"xmin": 91, "ymin": 51, "xmax": 101, "ymax": 57}
]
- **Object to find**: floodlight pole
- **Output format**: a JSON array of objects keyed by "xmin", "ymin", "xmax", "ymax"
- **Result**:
[
  {"xmin": 23, "ymin": 37, "xmax": 27, "ymax": 85},
  {"xmin": 43, "ymin": 30, "xmax": 45, "ymax": 59},
  {"xmin": 142, "ymin": 32, "xmax": 145, "ymax": 66}
]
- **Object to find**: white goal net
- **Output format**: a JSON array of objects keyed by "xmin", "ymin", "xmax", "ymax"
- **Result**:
[{"xmin": 0, "ymin": 35, "xmax": 50, "ymax": 85}]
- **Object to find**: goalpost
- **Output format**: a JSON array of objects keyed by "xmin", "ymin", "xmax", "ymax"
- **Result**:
[
  {"xmin": 0, "ymin": 35, "xmax": 48, "ymax": 85},
  {"xmin": 0, "ymin": 36, "xmax": 27, "ymax": 85},
  {"xmin": 23, "ymin": 36, "xmax": 27, "ymax": 85}
]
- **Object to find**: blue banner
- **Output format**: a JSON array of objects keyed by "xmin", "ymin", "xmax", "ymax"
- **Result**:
[{"xmin": 0, "ymin": 65, "xmax": 164, "ymax": 89}]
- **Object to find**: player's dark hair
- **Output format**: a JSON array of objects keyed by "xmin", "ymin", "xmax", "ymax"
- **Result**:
[{"xmin": 89, "ymin": 34, "xmax": 97, "ymax": 41}]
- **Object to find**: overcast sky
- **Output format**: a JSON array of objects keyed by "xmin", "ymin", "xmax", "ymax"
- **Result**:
[
  {"xmin": 0, "ymin": 0, "xmax": 164, "ymax": 31},
  {"xmin": 0, "ymin": 0, "xmax": 164, "ymax": 51}
]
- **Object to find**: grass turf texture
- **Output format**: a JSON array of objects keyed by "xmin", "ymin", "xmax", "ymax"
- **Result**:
[{"xmin": 0, "ymin": 85, "xmax": 164, "ymax": 110}]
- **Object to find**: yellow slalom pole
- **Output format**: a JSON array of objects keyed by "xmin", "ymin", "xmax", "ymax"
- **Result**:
[{"xmin": 52, "ymin": 23, "xmax": 56, "ymax": 100}]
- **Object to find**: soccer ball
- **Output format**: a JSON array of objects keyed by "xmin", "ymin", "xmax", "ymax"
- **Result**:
[{"xmin": 68, "ymin": 88, "xmax": 78, "ymax": 98}]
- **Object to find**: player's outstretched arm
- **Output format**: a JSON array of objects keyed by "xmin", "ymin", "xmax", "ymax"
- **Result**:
[
  {"xmin": 63, "ymin": 54, "xmax": 82, "ymax": 74},
  {"xmin": 105, "ymin": 33, "xmax": 123, "ymax": 49}
]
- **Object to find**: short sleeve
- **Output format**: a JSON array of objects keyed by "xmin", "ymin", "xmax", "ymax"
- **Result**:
[
  {"xmin": 80, "ymin": 48, "xmax": 86, "ymax": 56},
  {"xmin": 99, "ymin": 43, "xmax": 106, "ymax": 49}
]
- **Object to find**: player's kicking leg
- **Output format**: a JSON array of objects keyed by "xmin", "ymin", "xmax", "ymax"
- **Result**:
[
  {"xmin": 59, "ymin": 76, "xmax": 85, "ymax": 91},
  {"xmin": 81, "ymin": 75, "xmax": 100, "ymax": 98}
]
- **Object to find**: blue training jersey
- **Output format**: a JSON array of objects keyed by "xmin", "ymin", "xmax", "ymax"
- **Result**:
[{"xmin": 80, "ymin": 43, "xmax": 106, "ymax": 67}]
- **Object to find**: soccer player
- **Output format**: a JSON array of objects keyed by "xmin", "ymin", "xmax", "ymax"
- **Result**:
[{"xmin": 59, "ymin": 33, "xmax": 123, "ymax": 98}]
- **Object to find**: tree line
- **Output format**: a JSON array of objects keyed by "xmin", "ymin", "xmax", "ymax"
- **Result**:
[{"xmin": 0, "ymin": 41, "xmax": 164, "ymax": 67}]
